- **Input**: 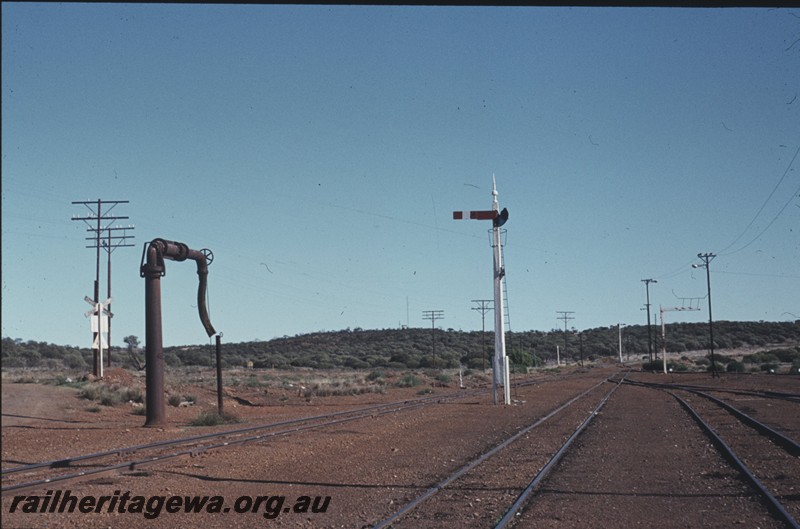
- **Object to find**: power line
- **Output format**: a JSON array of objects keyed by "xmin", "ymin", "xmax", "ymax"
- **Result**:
[
  {"xmin": 71, "ymin": 199, "xmax": 135, "ymax": 376},
  {"xmin": 719, "ymin": 143, "xmax": 800, "ymax": 255},
  {"xmin": 654, "ymin": 143, "xmax": 800, "ymax": 280},
  {"xmin": 641, "ymin": 279, "xmax": 657, "ymax": 363},
  {"xmin": 556, "ymin": 311, "xmax": 575, "ymax": 359},
  {"xmin": 720, "ymin": 178, "xmax": 800, "ymax": 256},
  {"xmin": 471, "ymin": 299, "xmax": 493, "ymax": 372},
  {"xmin": 693, "ymin": 253, "xmax": 718, "ymax": 377}
]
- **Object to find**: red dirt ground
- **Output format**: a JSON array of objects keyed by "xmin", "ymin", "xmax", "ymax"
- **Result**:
[{"xmin": 2, "ymin": 365, "xmax": 798, "ymax": 528}]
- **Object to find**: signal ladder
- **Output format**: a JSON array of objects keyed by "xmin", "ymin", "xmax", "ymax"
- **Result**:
[{"xmin": 499, "ymin": 229, "xmax": 511, "ymax": 333}]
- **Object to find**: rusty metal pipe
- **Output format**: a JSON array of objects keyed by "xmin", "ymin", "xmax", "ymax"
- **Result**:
[
  {"xmin": 187, "ymin": 249, "xmax": 215, "ymax": 337},
  {"xmin": 142, "ymin": 243, "xmax": 166, "ymax": 427}
]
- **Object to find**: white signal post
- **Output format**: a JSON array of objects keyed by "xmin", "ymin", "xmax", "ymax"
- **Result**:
[
  {"xmin": 85, "ymin": 295, "xmax": 112, "ymax": 378},
  {"xmin": 453, "ymin": 176, "xmax": 511, "ymax": 405}
]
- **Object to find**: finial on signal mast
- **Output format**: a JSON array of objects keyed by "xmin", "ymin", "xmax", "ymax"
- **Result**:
[{"xmin": 492, "ymin": 174, "xmax": 499, "ymax": 211}]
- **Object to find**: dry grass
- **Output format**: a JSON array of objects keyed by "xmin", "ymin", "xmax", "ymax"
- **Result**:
[{"xmin": 78, "ymin": 382, "xmax": 143, "ymax": 406}]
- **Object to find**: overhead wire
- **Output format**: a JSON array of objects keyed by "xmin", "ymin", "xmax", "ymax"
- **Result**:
[
  {"xmin": 719, "ymin": 178, "xmax": 800, "ymax": 256},
  {"xmin": 654, "ymin": 258, "xmax": 698, "ymax": 281},
  {"xmin": 653, "ymin": 142, "xmax": 800, "ymax": 280},
  {"xmin": 718, "ymin": 142, "xmax": 800, "ymax": 256}
]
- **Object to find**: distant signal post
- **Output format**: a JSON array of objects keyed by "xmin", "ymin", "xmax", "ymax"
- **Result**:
[{"xmin": 453, "ymin": 177, "xmax": 510, "ymax": 405}]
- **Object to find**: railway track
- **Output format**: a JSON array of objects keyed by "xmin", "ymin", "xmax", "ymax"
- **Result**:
[
  {"xmin": 669, "ymin": 388, "xmax": 800, "ymax": 527},
  {"xmin": 1, "ymin": 374, "xmax": 569, "ymax": 496},
  {"xmin": 369, "ymin": 373, "xmax": 798, "ymax": 529},
  {"xmin": 7, "ymin": 369, "xmax": 794, "ymax": 528},
  {"xmin": 1, "ymin": 389, "xmax": 485, "ymax": 494},
  {"xmin": 370, "ymin": 373, "xmax": 627, "ymax": 528},
  {"xmin": 513, "ymin": 376, "xmax": 799, "ymax": 529}
]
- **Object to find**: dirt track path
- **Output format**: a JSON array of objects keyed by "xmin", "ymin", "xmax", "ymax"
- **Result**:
[{"xmin": 1, "ymin": 382, "xmax": 81, "ymax": 427}]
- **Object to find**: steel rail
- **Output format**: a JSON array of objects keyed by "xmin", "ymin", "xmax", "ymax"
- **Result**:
[
  {"xmin": 671, "ymin": 392, "xmax": 800, "ymax": 529},
  {"xmin": 672, "ymin": 384, "xmax": 800, "ymax": 402},
  {"xmin": 691, "ymin": 390, "xmax": 800, "ymax": 457},
  {"xmin": 1, "ymin": 373, "xmax": 554, "ymax": 478},
  {"xmin": 622, "ymin": 379, "xmax": 800, "ymax": 402},
  {"xmin": 2, "ymin": 378, "xmax": 551, "ymax": 494},
  {"xmin": 493, "ymin": 374, "xmax": 626, "ymax": 529},
  {"xmin": 2, "ymin": 401, "xmax": 410, "ymax": 477},
  {"xmin": 621, "ymin": 379, "xmax": 800, "ymax": 456},
  {"xmin": 1, "ymin": 400, "xmax": 428, "ymax": 495},
  {"xmin": 1, "ymin": 383, "xmax": 493, "ymax": 478},
  {"xmin": 371, "ymin": 376, "xmax": 622, "ymax": 529}
]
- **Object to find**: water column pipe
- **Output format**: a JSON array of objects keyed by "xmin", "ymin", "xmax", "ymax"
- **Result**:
[{"xmin": 140, "ymin": 238, "xmax": 216, "ymax": 427}]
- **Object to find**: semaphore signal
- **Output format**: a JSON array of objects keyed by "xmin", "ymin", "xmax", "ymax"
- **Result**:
[{"xmin": 453, "ymin": 176, "xmax": 511, "ymax": 405}]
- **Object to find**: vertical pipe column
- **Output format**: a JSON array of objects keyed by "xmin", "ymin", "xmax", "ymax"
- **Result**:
[
  {"xmin": 216, "ymin": 334, "xmax": 223, "ymax": 414},
  {"xmin": 143, "ymin": 245, "xmax": 166, "ymax": 427}
]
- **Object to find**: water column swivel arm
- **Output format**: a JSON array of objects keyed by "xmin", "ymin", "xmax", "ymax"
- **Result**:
[
  {"xmin": 140, "ymin": 238, "xmax": 216, "ymax": 426},
  {"xmin": 141, "ymin": 238, "xmax": 216, "ymax": 336}
]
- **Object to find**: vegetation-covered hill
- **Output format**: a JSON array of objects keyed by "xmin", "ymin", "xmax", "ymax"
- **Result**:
[{"xmin": 3, "ymin": 321, "xmax": 799, "ymax": 372}]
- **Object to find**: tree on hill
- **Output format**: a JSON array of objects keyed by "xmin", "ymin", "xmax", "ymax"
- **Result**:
[{"xmin": 2, "ymin": 321, "xmax": 798, "ymax": 371}]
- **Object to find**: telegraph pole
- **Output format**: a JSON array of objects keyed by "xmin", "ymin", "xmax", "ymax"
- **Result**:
[
  {"xmin": 641, "ymin": 279, "xmax": 657, "ymax": 363},
  {"xmin": 422, "ymin": 310, "xmax": 444, "ymax": 369},
  {"xmin": 556, "ymin": 311, "xmax": 574, "ymax": 361},
  {"xmin": 472, "ymin": 299, "xmax": 493, "ymax": 371},
  {"xmin": 95, "ymin": 226, "xmax": 135, "ymax": 366},
  {"xmin": 660, "ymin": 303, "xmax": 701, "ymax": 374},
  {"xmin": 72, "ymin": 199, "xmax": 133, "ymax": 376},
  {"xmin": 693, "ymin": 253, "xmax": 718, "ymax": 377}
]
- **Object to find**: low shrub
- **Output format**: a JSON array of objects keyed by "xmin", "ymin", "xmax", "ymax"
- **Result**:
[
  {"xmin": 189, "ymin": 410, "xmax": 239, "ymax": 427},
  {"xmin": 366, "ymin": 370, "xmax": 385, "ymax": 381},
  {"xmin": 726, "ymin": 361, "xmax": 746, "ymax": 373},
  {"xmin": 666, "ymin": 362, "xmax": 688, "ymax": 372},
  {"xmin": 641, "ymin": 360, "xmax": 664, "ymax": 372},
  {"xmin": 79, "ymin": 383, "xmax": 142, "ymax": 406},
  {"xmin": 396, "ymin": 374, "xmax": 421, "ymax": 388},
  {"xmin": 301, "ymin": 384, "xmax": 385, "ymax": 398},
  {"xmin": 435, "ymin": 373, "xmax": 451, "ymax": 385}
]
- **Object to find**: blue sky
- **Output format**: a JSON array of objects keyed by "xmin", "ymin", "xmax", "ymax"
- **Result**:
[{"xmin": 3, "ymin": 4, "xmax": 799, "ymax": 348}]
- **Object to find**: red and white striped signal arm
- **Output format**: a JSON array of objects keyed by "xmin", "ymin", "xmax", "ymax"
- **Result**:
[
  {"xmin": 452, "ymin": 210, "xmax": 497, "ymax": 221},
  {"xmin": 453, "ymin": 208, "xmax": 508, "ymax": 226}
]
